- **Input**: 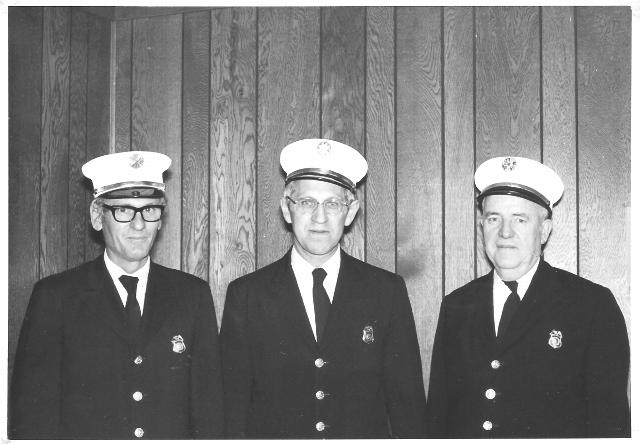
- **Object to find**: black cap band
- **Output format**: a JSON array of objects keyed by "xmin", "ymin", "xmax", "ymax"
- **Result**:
[
  {"xmin": 477, "ymin": 183, "xmax": 552, "ymax": 215},
  {"xmin": 285, "ymin": 168, "xmax": 356, "ymax": 193}
]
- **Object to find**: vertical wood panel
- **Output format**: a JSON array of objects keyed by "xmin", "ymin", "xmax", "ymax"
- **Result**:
[
  {"xmin": 85, "ymin": 13, "xmax": 113, "ymax": 261},
  {"xmin": 576, "ymin": 7, "xmax": 630, "ymax": 323},
  {"xmin": 321, "ymin": 7, "xmax": 366, "ymax": 261},
  {"xmin": 40, "ymin": 6, "xmax": 70, "ymax": 278},
  {"xmin": 541, "ymin": 6, "xmax": 577, "ymax": 273},
  {"xmin": 209, "ymin": 8, "xmax": 257, "ymax": 325},
  {"xmin": 365, "ymin": 7, "xmax": 395, "ymax": 272},
  {"xmin": 68, "ymin": 9, "xmax": 89, "ymax": 269},
  {"xmin": 131, "ymin": 14, "xmax": 182, "ymax": 269},
  {"xmin": 475, "ymin": 6, "xmax": 541, "ymax": 276},
  {"xmin": 443, "ymin": 7, "xmax": 475, "ymax": 294},
  {"xmin": 112, "ymin": 19, "xmax": 132, "ymax": 153},
  {"xmin": 182, "ymin": 10, "xmax": 210, "ymax": 281},
  {"xmin": 396, "ymin": 6, "xmax": 442, "ymax": 393},
  {"xmin": 8, "ymin": 5, "xmax": 43, "ymax": 378},
  {"xmin": 257, "ymin": 8, "xmax": 320, "ymax": 267}
]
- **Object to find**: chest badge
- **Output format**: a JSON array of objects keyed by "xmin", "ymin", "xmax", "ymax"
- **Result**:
[
  {"xmin": 548, "ymin": 330, "xmax": 563, "ymax": 349},
  {"xmin": 171, "ymin": 335, "xmax": 186, "ymax": 354},
  {"xmin": 362, "ymin": 326, "xmax": 375, "ymax": 344}
]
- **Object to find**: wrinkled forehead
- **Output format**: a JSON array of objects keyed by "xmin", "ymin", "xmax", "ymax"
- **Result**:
[
  {"xmin": 99, "ymin": 197, "xmax": 165, "ymax": 207},
  {"xmin": 482, "ymin": 194, "xmax": 546, "ymax": 215},
  {"xmin": 289, "ymin": 179, "xmax": 348, "ymax": 199}
]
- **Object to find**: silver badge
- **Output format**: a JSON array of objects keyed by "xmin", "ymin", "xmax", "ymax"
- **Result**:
[
  {"xmin": 316, "ymin": 141, "xmax": 331, "ymax": 156},
  {"xmin": 502, "ymin": 157, "xmax": 516, "ymax": 171},
  {"xmin": 129, "ymin": 153, "xmax": 144, "ymax": 168},
  {"xmin": 362, "ymin": 326, "xmax": 374, "ymax": 344},
  {"xmin": 171, "ymin": 335, "xmax": 186, "ymax": 354},
  {"xmin": 548, "ymin": 330, "xmax": 562, "ymax": 349}
]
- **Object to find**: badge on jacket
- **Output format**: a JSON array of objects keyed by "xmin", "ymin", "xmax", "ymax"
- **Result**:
[
  {"xmin": 171, "ymin": 334, "xmax": 186, "ymax": 353},
  {"xmin": 548, "ymin": 330, "xmax": 562, "ymax": 349},
  {"xmin": 362, "ymin": 325, "xmax": 374, "ymax": 344}
]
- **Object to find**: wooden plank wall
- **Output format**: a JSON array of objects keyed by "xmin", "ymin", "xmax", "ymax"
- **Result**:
[{"xmin": 8, "ymin": 6, "xmax": 631, "ymax": 397}]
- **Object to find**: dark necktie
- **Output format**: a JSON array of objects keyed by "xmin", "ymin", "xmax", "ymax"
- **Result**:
[
  {"xmin": 497, "ymin": 280, "xmax": 520, "ymax": 339},
  {"xmin": 119, "ymin": 275, "xmax": 141, "ymax": 331},
  {"xmin": 312, "ymin": 268, "xmax": 331, "ymax": 342}
]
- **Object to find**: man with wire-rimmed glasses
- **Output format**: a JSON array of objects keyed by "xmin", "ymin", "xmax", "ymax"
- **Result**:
[
  {"xmin": 220, "ymin": 139, "xmax": 427, "ymax": 438},
  {"xmin": 10, "ymin": 151, "xmax": 223, "ymax": 439}
]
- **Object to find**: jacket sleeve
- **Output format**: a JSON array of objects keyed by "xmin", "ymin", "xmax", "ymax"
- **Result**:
[
  {"xmin": 189, "ymin": 280, "xmax": 224, "ymax": 438},
  {"xmin": 219, "ymin": 280, "xmax": 252, "ymax": 438},
  {"xmin": 383, "ymin": 275, "xmax": 428, "ymax": 437},
  {"xmin": 9, "ymin": 280, "xmax": 63, "ymax": 439},
  {"xmin": 585, "ymin": 289, "xmax": 630, "ymax": 437},
  {"xmin": 424, "ymin": 298, "xmax": 448, "ymax": 437}
]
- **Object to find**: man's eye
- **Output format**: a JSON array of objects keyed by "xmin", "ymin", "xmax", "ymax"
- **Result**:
[
  {"xmin": 142, "ymin": 207, "xmax": 153, "ymax": 213},
  {"xmin": 115, "ymin": 207, "xmax": 129, "ymax": 214},
  {"xmin": 299, "ymin": 199, "xmax": 317, "ymax": 208},
  {"xmin": 324, "ymin": 201, "xmax": 341, "ymax": 211}
]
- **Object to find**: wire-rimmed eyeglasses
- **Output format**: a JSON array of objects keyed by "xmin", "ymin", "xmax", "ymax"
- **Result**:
[
  {"xmin": 102, "ymin": 204, "xmax": 165, "ymax": 223},
  {"xmin": 286, "ymin": 196, "xmax": 350, "ymax": 216}
]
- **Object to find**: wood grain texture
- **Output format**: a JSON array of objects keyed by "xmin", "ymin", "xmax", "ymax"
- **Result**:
[
  {"xmin": 321, "ymin": 7, "xmax": 366, "ymax": 261},
  {"xmin": 131, "ymin": 14, "xmax": 182, "ymax": 269},
  {"xmin": 8, "ymin": 5, "xmax": 43, "ymax": 379},
  {"xmin": 40, "ymin": 6, "xmax": 70, "ymax": 279},
  {"xmin": 85, "ymin": 13, "xmax": 113, "ymax": 261},
  {"xmin": 475, "ymin": 6, "xmax": 541, "ymax": 276},
  {"xmin": 68, "ymin": 9, "xmax": 89, "ymax": 269},
  {"xmin": 364, "ymin": 7, "xmax": 395, "ymax": 272},
  {"xmin": 209, "ymin": 8, "xmax": 257, "ymax": 326},
  {"xmin": 182, "ymin": 10, "xmax": 210, "ymax": 281},
  {"xmin": 443, "ymin": 6, "xmax": 475, "ymax": 294},
  {"xmin": 576, "ymin": 7, "xmax": 630, "ymax": 324},
  {"xmin": 112, "ymin": 19, "xmax": 132, "ymax": 153},
  {"xmin": 541, "ymin": 6, "xmax": 577, "ymax": 273},
  {"xmin": 396, "ymin": 6, "xmax": 442, "ymax": 394},
  {"xmin": 257, "ymin": 7, "xmax": 320, "ymax": 267}
]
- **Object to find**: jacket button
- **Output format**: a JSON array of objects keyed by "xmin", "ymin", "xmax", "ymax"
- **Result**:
[
  {"xmin": 482, "ymin": 420, "xmax": 493, "ymax": 431},
  {"xmin": 316, "ymin": 421, "xmax": 326, "ymax": 431},
  {"xmin": 315, "ymin": 390, "xmax": 325, "ymax": 400},
  {"xmin": 134, "ymin": 427, "xmax": 144, "ymax": 438},
  {"xmin": 314, "ymin": 358, "xmax": 325, "ymax": 368},
  {"xmin": 485, "ymin": 388, "xmax": 496, "ymax": 400},
  {"xmin": 134, "ymin": 355, "xmax": 143, "ymax": 365},
  {"xmin": 132, "ymin": 391, "xmax": 143, "ymax": 402},
  {"xmin": 490, "ymin": 359, "xmax": 500, "ymax": 369}
]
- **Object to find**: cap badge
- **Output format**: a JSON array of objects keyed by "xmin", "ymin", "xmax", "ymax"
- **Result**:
[
  {"xmin": 129, "ymin": 153, "xmax": 145, "ymax": 169},
  {"xmin": 171, "ymin": 334, "xmax": 186, "ymax": 354},
  {"xmin": 362, "ymin": 325, "xmax": 374, "ymax": 344},
  {"xmin": 548, "ymin": 330, "xmax": 562, "ymax": 349},
  {"xmin": 316, "ymin": 141, "xmax": 332, "ymax": 156},
  {"xmin": 502, "ymin": 157, "xmax": 517, "ymax": 171}
]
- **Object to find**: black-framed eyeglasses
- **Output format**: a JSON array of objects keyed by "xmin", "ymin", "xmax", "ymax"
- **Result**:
[
  {"xmin": 102, "ymin": 204, "xmax": 165, "ymax": 223},
  {"xmin": 286, "ymin": 196, "xmax": 350, "ymax": 216}
]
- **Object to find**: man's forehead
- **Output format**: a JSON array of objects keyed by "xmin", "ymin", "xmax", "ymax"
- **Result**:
[
  {"xmin": 292, "ymin": 179, "xmax": 346, "ymax": 196},
  {"xmin": 483, "ymin": 194, "xmax": 543, "ymax": 212},
  {"xmin": 101, "ymin": 197, "xmax": 164, "ymax": 206}
]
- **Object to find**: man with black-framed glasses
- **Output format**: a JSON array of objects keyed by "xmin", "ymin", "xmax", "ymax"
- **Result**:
[
  {"xmin": 220, "ymin": 139, "xmax": 427, "ymax": 438},
  {"xmin": 10, "ymin": 151, "xmax": 223, "ymax": 439}
]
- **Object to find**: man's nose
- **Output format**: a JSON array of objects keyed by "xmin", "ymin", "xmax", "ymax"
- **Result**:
[
  {"xmin": 130, "ymin": 211, "xmax": 146, "ymax": 230},
  {"xmin": 311, "ymin": 203, "xmax": 328, "ymax": 223},
  {"xmin": 499, "ymin": 221, "xmax": 513, "ymax": 238}
]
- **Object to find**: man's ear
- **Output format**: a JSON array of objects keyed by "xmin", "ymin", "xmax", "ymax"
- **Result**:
[
  {"xmin": 344, "ymin": 200, "xmax": 360, "ymax": 227},
  {"xmin": 90, "ymin": 200, "xmax": 104, "ymax": 231},
  {"xmin": 540, "ymin": 218, "xmax": 553, "ymax": 245},
  {"xmin": 280, "ymin": 197, "xmax": 292, "ymax": 224}
]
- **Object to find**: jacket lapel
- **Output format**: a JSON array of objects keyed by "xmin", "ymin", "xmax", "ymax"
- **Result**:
[
  {"xmin": 138, "ymin": 262, "xmax": 179, "ymax": 349},
  {"xmin": 497, "ymin": 260, "xmax": 563, "ymax": 353},
  {"xmin": 81, "ymin": 256, "xmax": 131, "ymax": 343},
  {"xmin": 267, "ymin": 251, "xmax": 317, "ymax": 349}
]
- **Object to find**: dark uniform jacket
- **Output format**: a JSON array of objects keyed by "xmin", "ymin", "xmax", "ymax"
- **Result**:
[
  {"xmin": 220, "ymin": 249, "xmax": 428, "ymax": 438},
  {"xmin": 10, "ymin": 256, "xmax": 224, "ymax": 439},
  {"xmin": 426, "ymin": 259, "xmax": 630, "ymax": 438}
]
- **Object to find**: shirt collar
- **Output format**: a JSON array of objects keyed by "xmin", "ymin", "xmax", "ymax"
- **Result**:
[
  {"xmin": 493, "ymin": 257, "xmax": 540, "ymax": 300},
  {"xmin": 103, "ymin": 250, "xmax": 150, "ymax": 282},
  {"xmin": 290, "ymin": 246, "xmax": 341, "ymax": 277}
]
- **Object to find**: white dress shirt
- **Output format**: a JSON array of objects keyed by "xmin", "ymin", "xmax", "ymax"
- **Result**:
[
  {"xmin": 103, "ymin": 251, "xmax": 150, "ymax": 315},
  {"xmin": 290, "ymin": 247, "xmax": 341, "ymax": 341},
  {"xmin": 492, "ymin": 257, "xmax": 540, "ymax": 336}
]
